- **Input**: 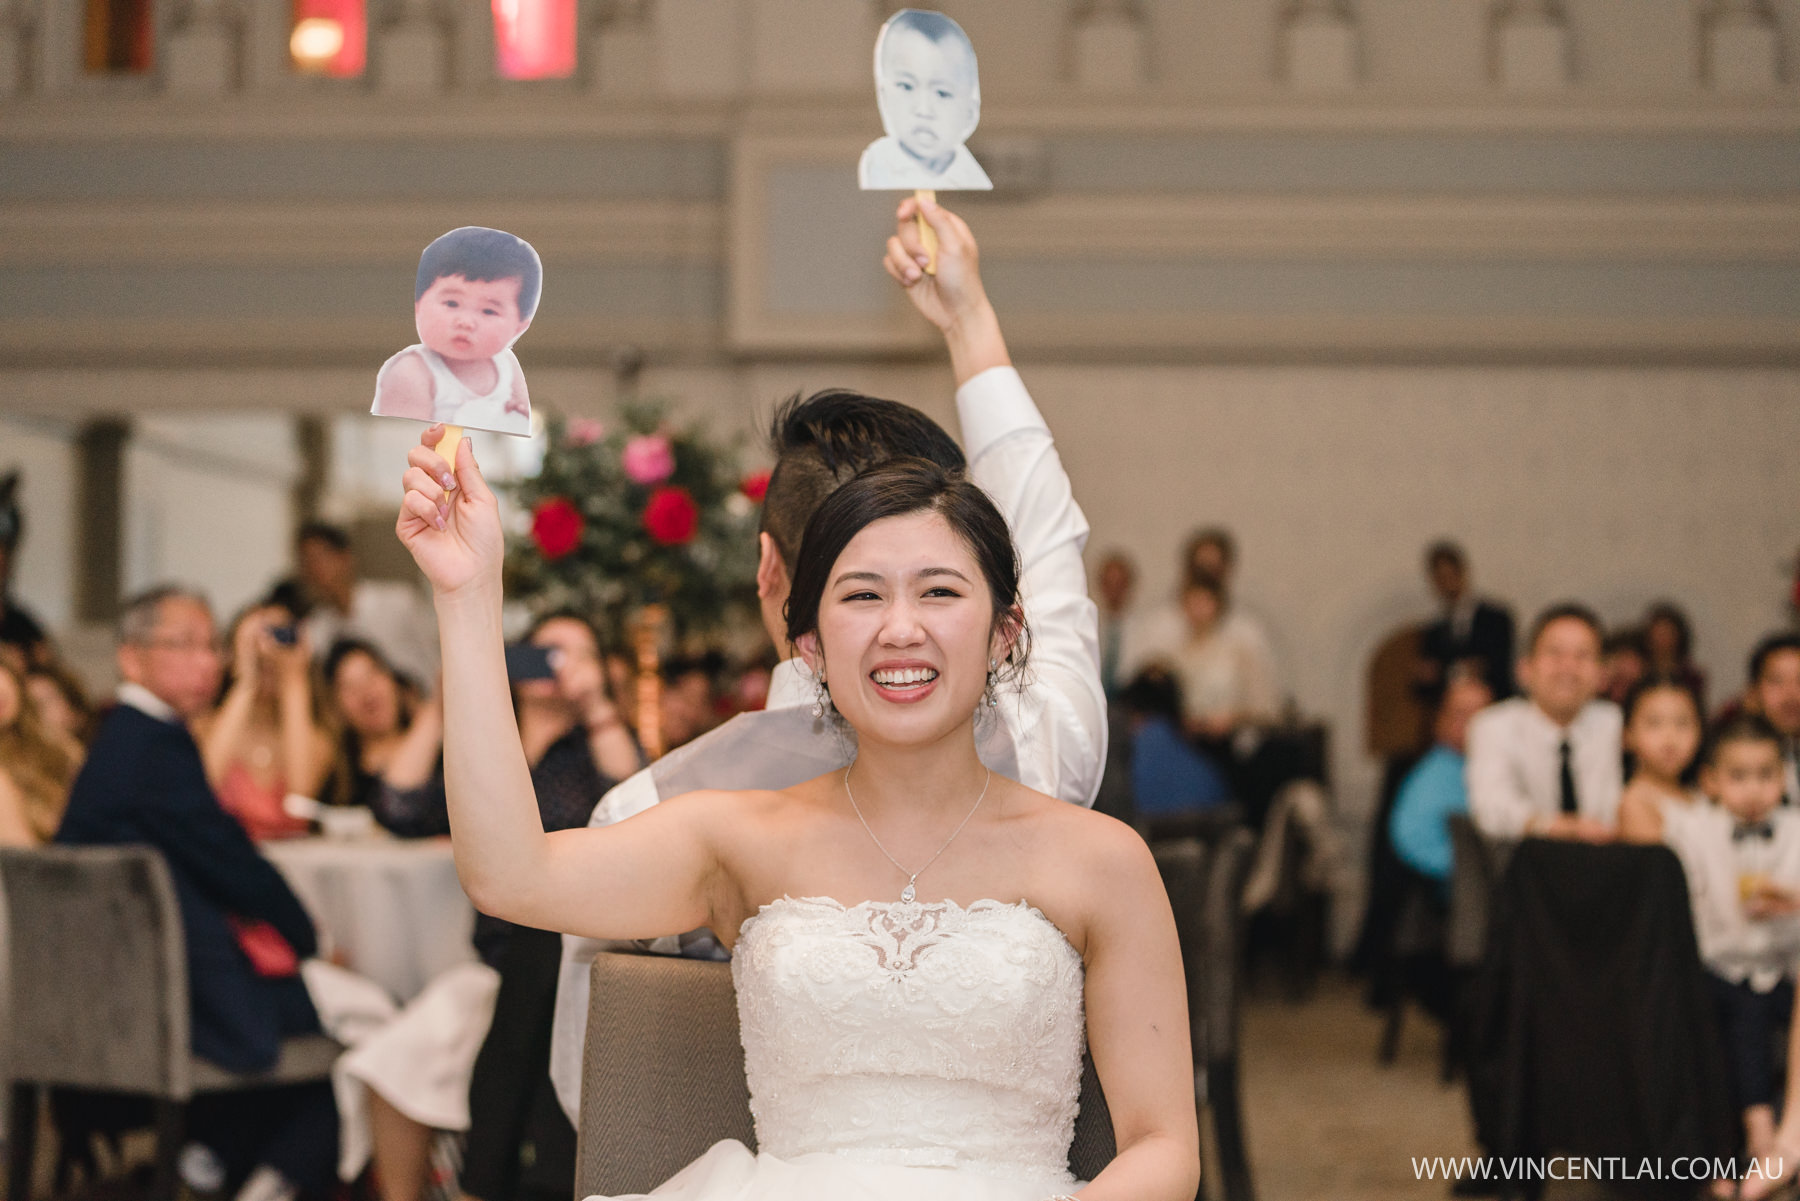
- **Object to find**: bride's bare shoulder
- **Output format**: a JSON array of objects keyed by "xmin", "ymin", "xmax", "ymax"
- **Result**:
[
  {"xmin": 1001, "ymin": 781, "xmax": 1159, "ymax": 877},
  {"xmin": 659, "ymin": 774, "xmax": 840, "ymax": 825}
]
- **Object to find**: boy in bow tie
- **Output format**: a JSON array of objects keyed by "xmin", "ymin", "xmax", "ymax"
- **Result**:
[{"xmin": 1660, "ymin": 712, "xmax": 1800, "ymax": 1193}]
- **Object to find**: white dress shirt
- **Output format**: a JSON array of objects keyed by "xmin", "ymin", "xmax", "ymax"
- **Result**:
[
  {"xmin": 1662, "ymin": 802, "xmax": 1800, "ymax": 992},
  {"xmin": 301, "ymin": 579, "xmax": 440, "ymax": 691},
  {"xmin": 1465, "ymin": 696, "xmax": 1623, "ymax": 839},
  {"xmin": 1117, "ymin": 604, "xmax": 1280, "ymax": 703},
  {"xmin": 547, "ymin": 364, "xmax": 1106, "ymax": 1121},
  {"xmin": 117, "ymin": 681, "xmax": 180, "ymax": 724}
]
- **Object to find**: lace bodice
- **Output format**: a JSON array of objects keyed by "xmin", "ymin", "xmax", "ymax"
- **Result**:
[{"xmin": 732, "ymin": 896, "xmax": 1086, "ymax": 1179}]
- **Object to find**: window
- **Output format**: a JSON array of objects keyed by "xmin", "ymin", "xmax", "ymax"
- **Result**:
[
  {"xmin": 493, "ymin": 0, "xmax": 576, "ymax": 80},
  {"xmin": 291, "ymin": 0, "xmax": 365, "ymax": 77},
  {"xmin": 84, "ymin": 0, "xmax": 152, "ymax": 73}
]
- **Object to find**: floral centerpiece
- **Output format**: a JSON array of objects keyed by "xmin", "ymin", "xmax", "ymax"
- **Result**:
[{"xmin": 504, "ymin": 400, "xmax": 766, "ymax": 651}]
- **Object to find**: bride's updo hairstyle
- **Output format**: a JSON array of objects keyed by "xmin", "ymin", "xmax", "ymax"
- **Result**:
[{"xmin": 784, "ymin": 457, "xmax": 1030, "ymax": 689}]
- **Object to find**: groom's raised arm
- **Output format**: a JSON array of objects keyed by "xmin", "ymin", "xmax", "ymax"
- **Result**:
[{"xmin": 886, "ymin": 198, "xmax": 1106, "ymax": 809}]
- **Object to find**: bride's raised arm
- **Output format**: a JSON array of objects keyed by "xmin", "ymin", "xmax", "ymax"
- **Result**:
[{"xmin": 396, "ymin": 427, "xmax": 728, "ymax": 943}]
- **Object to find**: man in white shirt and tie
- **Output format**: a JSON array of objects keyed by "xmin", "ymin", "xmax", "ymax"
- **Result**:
[
  {"xmin": 546, "ymin": 196, "xmax": 1107, "ymax": 1120},
  {"xmin": 1747, "ymin": 633, "xmax": 1800, "ymax": 806},
  {"xmin": 1466, "ymin": 603, "xmax": 1622, "ymax": 842}
]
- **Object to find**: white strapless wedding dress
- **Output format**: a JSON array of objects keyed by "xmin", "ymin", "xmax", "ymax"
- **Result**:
[{"xmin": 586, "ymin": 895, "xmax": 1088, "ymax": 1200}]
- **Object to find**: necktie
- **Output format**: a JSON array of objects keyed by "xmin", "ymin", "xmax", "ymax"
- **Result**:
[{"xmin": 1558, "ymin": 738, "xmax": 1578, "ymax": 815}]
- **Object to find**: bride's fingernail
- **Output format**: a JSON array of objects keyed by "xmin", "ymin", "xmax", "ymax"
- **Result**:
[
  {"xmin": 434, "ymin": 514, "xmax": 446, "ymax": 531},
  {"xmin": 442, "ymin": 472, "xmax": 456, "ymax": 490}
]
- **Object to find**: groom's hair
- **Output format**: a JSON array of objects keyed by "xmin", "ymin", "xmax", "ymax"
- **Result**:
[{"xmin": 760, "ymin": 390, "xmax": 965, "ymax": 574}]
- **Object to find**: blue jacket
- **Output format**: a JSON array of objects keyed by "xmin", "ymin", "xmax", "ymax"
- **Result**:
[
  {"xmin": 1388, "ymin": 744, "xmax": 1469, "ymax": 885},
  {"xmin": 57, "ymin": 703, "xmax": 319, "ymax": 1072}
]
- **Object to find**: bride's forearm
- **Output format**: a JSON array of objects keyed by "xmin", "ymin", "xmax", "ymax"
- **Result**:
[
  {"xmin": 1071, "ymin": 1130, "xmax": 1202, "ymax": 1201},
  {"xmin": 435, "ymin": 587, "xmax": 547, "ymax": 917}
]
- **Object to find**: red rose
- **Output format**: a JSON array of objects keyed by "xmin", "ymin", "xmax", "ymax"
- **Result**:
[
  {"xmin": 642, "ymin": 486, "xmax": 699, "ymax": 546},
  {"xmin": 740, "ymin": 470, "xmax": 771, "ymax": 503},
  {"xmin": 531, "ymin": 497, "xmax": 584, "ymax": 560}
]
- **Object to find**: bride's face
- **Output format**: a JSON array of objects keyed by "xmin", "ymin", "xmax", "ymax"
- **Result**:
[{"xmin": 805, "ymin": 509, "xmax": 1010, "ymax": 746}]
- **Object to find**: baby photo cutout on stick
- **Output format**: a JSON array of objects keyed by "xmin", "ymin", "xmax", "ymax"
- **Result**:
[
  {"xmin": 371, "ymin": 226, "xmax": 541, "ymax": 438},
  {"xmin": 858, "ymin": 9, "xmax": 992, "ymax": 192}
]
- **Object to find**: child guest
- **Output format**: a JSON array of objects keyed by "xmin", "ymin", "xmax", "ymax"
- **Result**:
[{"xmin": 1615, "ymin": 675, "xmax": 1706, "ymax": 845}]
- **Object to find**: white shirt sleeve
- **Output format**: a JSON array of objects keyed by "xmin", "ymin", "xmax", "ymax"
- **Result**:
[
  {"xmin": 549, "ymin": 767, "xmax": 664, "ymax": 1121},
  {"xmin": 1465, "ymin": 703, "xmax": 1537, "ymax": 839},
  {"xmin": 957, "ymin": 366, "xmax": 1106, "ymax": 808}
]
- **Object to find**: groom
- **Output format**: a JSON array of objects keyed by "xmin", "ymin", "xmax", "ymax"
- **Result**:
[{"xmin": 547, "ymin": 196, "xmax": 1108, "ymax": 1119}]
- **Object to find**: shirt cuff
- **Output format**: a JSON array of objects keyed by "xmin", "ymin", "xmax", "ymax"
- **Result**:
[{"xmin": 955, "ymin": 366, "xmax": 1048, "ymax": 461}]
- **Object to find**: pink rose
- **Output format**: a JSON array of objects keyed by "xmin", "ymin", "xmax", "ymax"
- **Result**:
[
  {"xmin": 566, "ymin": 418, "xmax": 605, "ymax": 448},
  {"xmin": 622, "ymin": 434, "xmax": 675, "ymax": 485}
]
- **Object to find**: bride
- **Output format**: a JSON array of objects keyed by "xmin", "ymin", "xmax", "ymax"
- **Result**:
[{"xmin": 396, "ymin": 423, "xmax": 1199, "ymax": 1200}]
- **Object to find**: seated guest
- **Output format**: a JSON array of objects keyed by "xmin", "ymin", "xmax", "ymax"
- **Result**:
[
  {"xmin": 659, "ymin": 653, "xmax": 723, "ymax": 752},
  {"xmin": 1614, "ymin": 676, "xmax": 1705, "ymax": 845},
  {"xmin": 1657, "ymin": 714, "xmax": 1800, "ymax": 1197},
  {"xmin": 1644, "ymin": 600, "xmax": 1707, "ymax": 714},
  {"xmin": 295, "ymin": 523, "xmax": 439, "ymax": 692},
  {"xmin": 0, "ymin": 658, "xmax": 80, "ymax": 844},
  {"xmin": 1417, "ymin": 541, "xmax": 1516, "ymax": 701},
  {"xmin": 1118, "ymin": 527, "xmax": 1281, "ymax": 698},
  {"xmin": 321, "ymin": 639, "xmax": 442, "ymax": 816},
  {"xmin": 1120, "ymin": 666, "xmax": 1230, "ymax": 822},
  {"xmin": 25, "ymin": 659, "xmax": 95, "ymax": 754},
  {"xmin": 1601, "ymin": 626, "xmax": 1649, "ymax": 707},
  {"xmin": 56, "ymin": 585, "xmax": 337, "ymax": 1201},
  {"xmin": 1745, "ymin": 633, "xmax": 1800, "ymax": 805},
  {"xmin": 1388, "ymin": 671, "xmax": 1492, "ymax": 889},
  {"xmin": 1467, "ymin": 602, "xmax": 1621, "ymax": 841},
  {"xmin": 337, "ymin": 612, "xmax": 638, "ymax": 1201},
  {"xmin": 1166, "ymin": 568, "xmax": 1281, "ymax": 740},
  {"xmin": 196, "ymin": 602, "xmax": 335, "ymax": 840},
  {"xmin": 0, "ymin": 472, "xmax": 51, "ymax": 670}
]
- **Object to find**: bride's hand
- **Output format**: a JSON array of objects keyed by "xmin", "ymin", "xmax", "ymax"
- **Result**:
[{"xmin": 397, "ymin": 425, "xmax": 503, "ymax": 600}]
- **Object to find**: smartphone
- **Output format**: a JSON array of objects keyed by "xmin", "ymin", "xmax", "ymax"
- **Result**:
[
  {"xmin": 268, "ymin": 625, "xmax": 299, "ymax": 646},
  {"xmin": 505, "ymin": 643, "xmax": 558, "ymax": 682}
]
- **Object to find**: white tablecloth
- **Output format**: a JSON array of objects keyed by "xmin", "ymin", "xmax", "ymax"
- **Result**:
[{"xmin": 265, "ymin": 836, "xmax": 477, "ymax": 1003}]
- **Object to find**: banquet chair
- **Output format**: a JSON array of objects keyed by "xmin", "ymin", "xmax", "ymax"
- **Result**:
[
  {"xmin": 0, "ymin": 845, "xmax": 341, "ymax": 1201},
  {"xmin": 575, "ymin": 951, "xmax": 1118, "ymax": 1198}
]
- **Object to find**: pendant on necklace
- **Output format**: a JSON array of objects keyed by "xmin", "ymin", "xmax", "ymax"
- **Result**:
[{"xmin": 900, "ymin": 881, "xmax": 917, "ymax": 903}]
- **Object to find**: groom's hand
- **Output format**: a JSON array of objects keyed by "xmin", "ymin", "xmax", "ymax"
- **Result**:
[{"xmin": 884, "ymin": 195, "xmax": 1011, "ymax": 386}]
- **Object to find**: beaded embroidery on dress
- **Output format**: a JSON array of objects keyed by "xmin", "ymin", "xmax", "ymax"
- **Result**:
[{"xmin": 584, "ymin": 896, "xmax": 1087, "ymax": 1200}]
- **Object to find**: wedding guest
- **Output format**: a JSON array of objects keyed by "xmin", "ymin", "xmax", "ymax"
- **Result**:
[
  {"xmin": 1388, "ymin": 672, "xmax": 1492, "ymax": 889},
  {"xmin": 1655, "ymin": 714, "xmax": 1800, "ymax": 1196},
  {"xmin": 1168, "ymin": 568, "xmax": 1280, "ymax": 741},
  {"xmin": 1417, "ymin": 541, "xmax": 1515, "ymax": 701},
  {"xmin": 1467, "ymin": 602, "xmax": 1621, "ymax": 841},
  {"xmin": 1095, "ymin": 550, "xmax": 1137, "ymax": 697},
  {"xmin": 321, "ymin": 639, "xmax": 442, "ymax": 815},
  {"xmin": 338, "ymin": 612, "xmax": 638, "ymax": 1201},
  {"xmin": 535, "ymin": 196, "xmax": 1109, "ymax": 1121},
  {"xmin": 195, "ymin": 603, "xmax": 334, "ymax": 841},
  {"xmin": 24, "ymin": 659, "xmax": 95, "ymax": 752},
  {"xmin": 56, "ymin": 586, "xmax": 337, "ymax": 1201},
  {"xmin": 1119, "ymin": 666, "xmax": 1230, "ymax": 822},
  {"xmin": 1118, "ymin": 526, "xmax": 1281, "ymax": 699},
  {"xmin": 295, "ymin": 523, "xmax": 439, "ymax": 691},
  {"xmin": 1746, "ymin": 633, "xmax": 1800, "ymax": 805},
  {"xmin": 659, "ymin": 654, "xmax": 722, "ymax": 752},
  {"xmin": 1613, "ymin": 676, "xmax": 1706, "ymax": 845},
  {"xmin": 1644, "ymin": 600, "xmax": 1707, "ymax": 713},
  {"xmin": 1602, "ymin": 627, "xmax": 1649, "ymax": 706},
  {"xmin": 0, "ymin": 658, "xmax": 80, "ymax": 844},
  {"xmin": 0, "ymin": 472, "xmax": 50, "ymax": 669}
]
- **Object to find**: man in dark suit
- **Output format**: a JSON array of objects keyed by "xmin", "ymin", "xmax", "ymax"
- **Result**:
[
  {"xmin": 1418, "ymin": 541, "xmax": 1516, "ymax": 703},
  {"xmin": 57, "ymin": 585, "xmax": 337, "ymax": 1201}
]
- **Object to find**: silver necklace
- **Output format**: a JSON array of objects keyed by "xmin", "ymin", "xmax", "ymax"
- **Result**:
[{"xmin": 843, "ymin": 762, "xmax": 990, "ymax": 904}]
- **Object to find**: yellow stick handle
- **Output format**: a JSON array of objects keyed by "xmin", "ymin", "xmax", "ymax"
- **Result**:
[
  {"xmin": 434, "ymin": 424, "xmax": 464, "ymax": 462},
  {"xmin": 914, "ymin": 189, "xmax": 937, "ymax": 276}
]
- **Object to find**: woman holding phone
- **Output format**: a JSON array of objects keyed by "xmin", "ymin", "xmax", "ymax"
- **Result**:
[
  {"xmin": 196, "ymin": 600, "xmax": 335, "ymax": 840},
  {"xmin": 342, "ymin": 610, "xmax": 642, "ymax": 1201}
]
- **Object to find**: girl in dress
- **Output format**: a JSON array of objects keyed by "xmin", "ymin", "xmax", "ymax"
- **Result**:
[
  {"xmin": 1615, "ymin": 674, "xmax": 1706, "ymax": 845},
  {"xmin": 395, "ymin": 433, "xmax": 1200, "ymax": 1200}
]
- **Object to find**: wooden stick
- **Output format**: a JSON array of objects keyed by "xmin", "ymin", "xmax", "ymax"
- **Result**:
[
  {"xmin": 433, "ymin": 424, "xmax": 464, "ymax": 463},
  {"xmin": 914, "ymin": 189, "xmax": 937, "ymax": 276}
]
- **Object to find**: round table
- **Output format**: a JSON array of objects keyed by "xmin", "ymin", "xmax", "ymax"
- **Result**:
[{"xmin": 264, "ymin": 836, "xmax": 477, "ymax": 1002}]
